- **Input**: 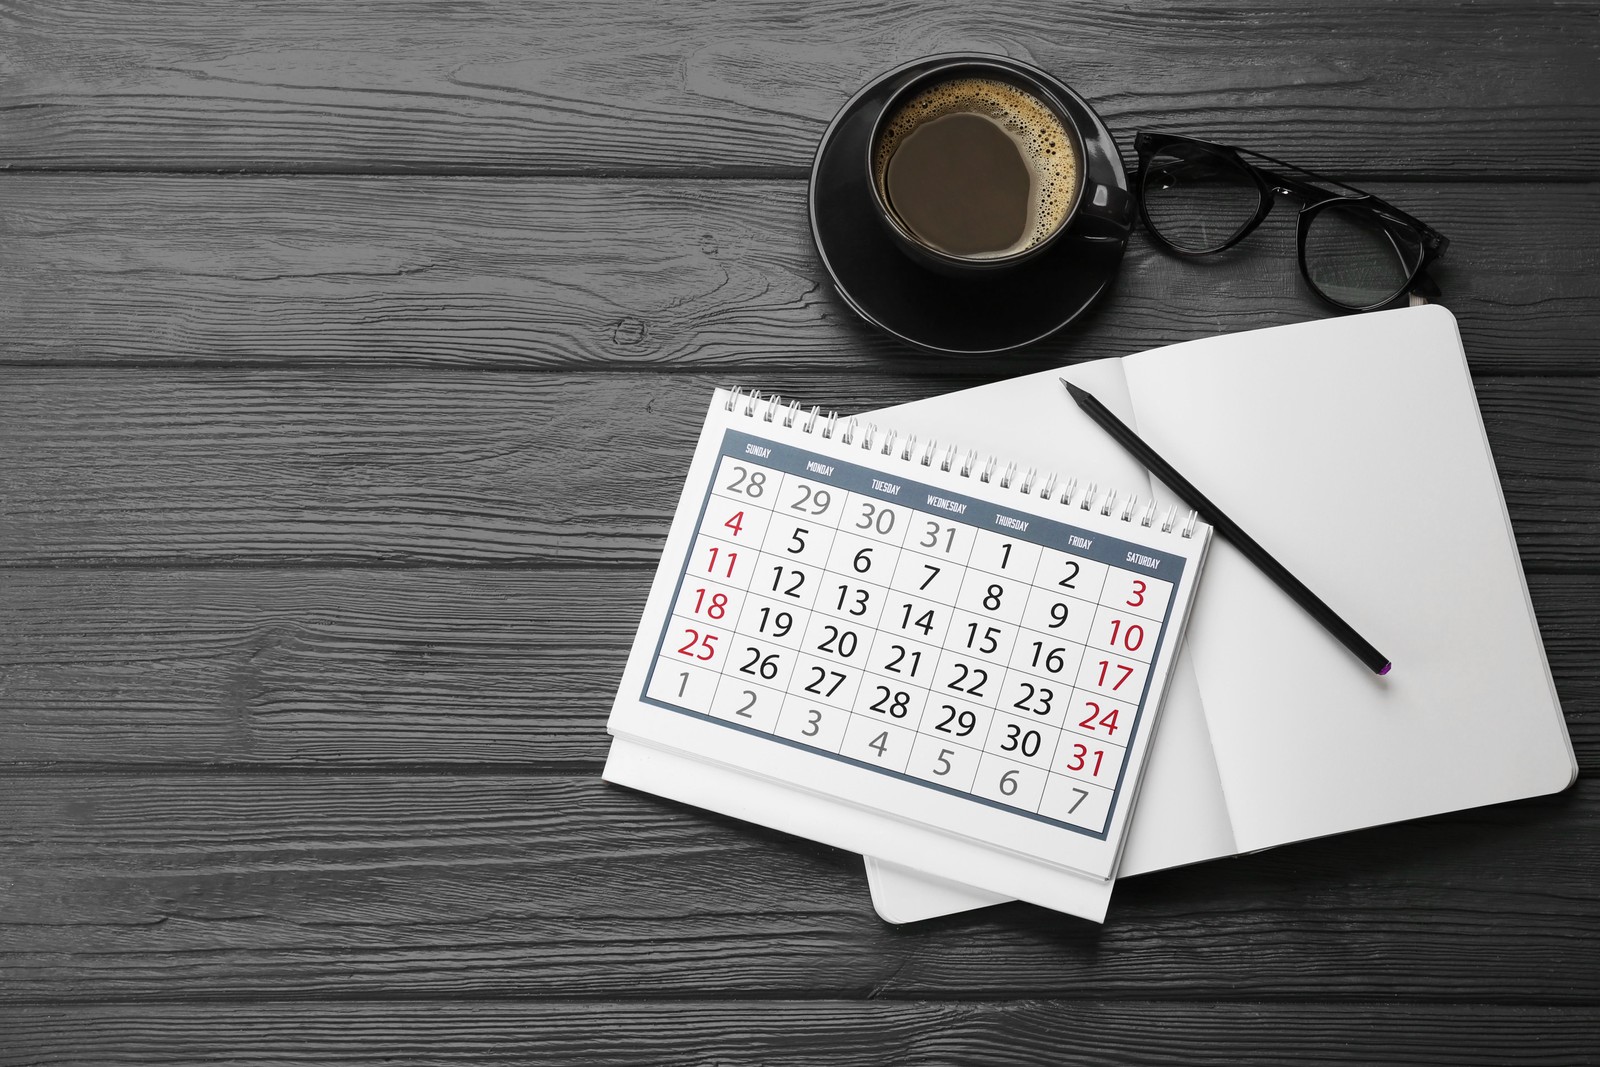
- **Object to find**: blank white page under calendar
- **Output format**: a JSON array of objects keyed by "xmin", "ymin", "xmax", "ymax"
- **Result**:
[{"xmin": 606, "ymin": 388, "xmax": 1210, "ymax": 896}]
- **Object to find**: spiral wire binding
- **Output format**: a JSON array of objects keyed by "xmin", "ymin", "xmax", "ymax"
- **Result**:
[{"xmin": 723, "ymin": 387, "xmax": 1199, "ymax": 538}]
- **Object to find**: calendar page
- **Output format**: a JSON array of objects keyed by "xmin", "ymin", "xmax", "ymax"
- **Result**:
[{"xmin": 607, "ymin": 389, "xmax": 1210, "ymax": 882}]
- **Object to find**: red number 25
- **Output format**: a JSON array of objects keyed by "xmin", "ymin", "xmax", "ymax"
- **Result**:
[{"xmin": 676, "ymin": 628, "xmax": 717, "ymax": 661}]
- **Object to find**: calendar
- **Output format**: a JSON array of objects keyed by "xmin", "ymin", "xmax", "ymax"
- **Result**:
[{"xmin": 607, "ymin": 389, "xmax": 1210, "ymax": 885}]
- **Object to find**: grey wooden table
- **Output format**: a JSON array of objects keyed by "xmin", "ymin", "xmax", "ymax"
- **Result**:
[{"xmin": 4, "ymin": 2, "xmax": 1599, "ymax": 1063}]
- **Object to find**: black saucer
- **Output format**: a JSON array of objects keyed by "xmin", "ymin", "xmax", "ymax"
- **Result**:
[{"xmin": 808, "ymin": 55, "xmax": 1132, "ymax": 355}]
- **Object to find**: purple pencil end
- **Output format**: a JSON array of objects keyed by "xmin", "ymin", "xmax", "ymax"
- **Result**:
[{"xmin": 1379, "ymin": 662, "xmax": 1393, "ymax": 676}]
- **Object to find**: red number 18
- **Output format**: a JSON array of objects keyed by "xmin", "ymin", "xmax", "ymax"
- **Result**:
[{"xmin": 691, "ymin": 588, "xmax": 728, "ymax": 619}]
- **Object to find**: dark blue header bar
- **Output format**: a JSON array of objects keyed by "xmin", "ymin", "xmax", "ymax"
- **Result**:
[{"xmin": 725, "ymin": 429, "xmax": 1188, "ymax": 579}]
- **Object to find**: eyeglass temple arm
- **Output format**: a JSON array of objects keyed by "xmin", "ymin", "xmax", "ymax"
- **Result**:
[
  {"xmin": 1235, "ymin": 145, "xmax": 1447, "ymax": 248},
  {"xmin": 1410, "ymin": 271, "xmax": 1442, "ymax": 303},
  {"xmin": 1230, "ymin": 144, "xmax": 1370, "ymax": 199},
  {"xmin": 1142, "ymin": 135, "xmax": 1379, "ymax": 205}
]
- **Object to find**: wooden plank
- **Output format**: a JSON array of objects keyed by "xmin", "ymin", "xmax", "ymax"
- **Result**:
[
  {"xmin": 4, "ymin": 175, "xmax": 1599, "ymax": 373},
  {"xmin": 2, "ymin": 773, "xmax": 1596, "ymax": 1002},
  {"xmin": 1, "ymin": 568, "xmax": 1592, "ymax": 769},
  {"xmin": 2, "ymin": 1001, "xmax": 1597, "ymax": 1066},
  {"xmin": 2, "ymin": 1, "xmax": 1597, "ymax": 177},
  {"xmin": 2, "ymin": 370, "xmax": 1597, "ymax": 568}
]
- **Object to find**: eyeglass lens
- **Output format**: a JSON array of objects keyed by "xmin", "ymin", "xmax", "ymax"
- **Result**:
[
  {"xmin": 1301, "ymin": 200, "xmax": 1424, "ymax": 309},
  {"xmin": 1141, "ymin": 141, "xmax": 1425, "ymax": 309},
  {"xmin": 1140, "ymin": 146, "xmax": 1261, "ymax": 253}
]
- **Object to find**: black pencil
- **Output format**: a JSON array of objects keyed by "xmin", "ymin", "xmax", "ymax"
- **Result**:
[{"xmin": 1061, "ymin": 378, "xmax": 1392, "ymax": 676}]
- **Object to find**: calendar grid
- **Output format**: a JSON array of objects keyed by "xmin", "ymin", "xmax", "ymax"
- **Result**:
[{"xmin": 641, "ymin": 428, "xmax": 1191, "ymax": 840}]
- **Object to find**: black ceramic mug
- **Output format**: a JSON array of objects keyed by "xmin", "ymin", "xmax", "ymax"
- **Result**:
[{"xmin": 867, "ymin": 57, "xmax": 1111, "ymax": 275}]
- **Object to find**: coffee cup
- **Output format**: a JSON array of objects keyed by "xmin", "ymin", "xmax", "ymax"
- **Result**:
[{"xmin": 866, "ymin": 58, "xmax": 1097, "ymax": 275}]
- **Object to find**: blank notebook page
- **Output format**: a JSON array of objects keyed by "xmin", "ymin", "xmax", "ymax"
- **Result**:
[{"xmin": 1121, "ymin": 305, "xmax": 1575, "ymax": 850}]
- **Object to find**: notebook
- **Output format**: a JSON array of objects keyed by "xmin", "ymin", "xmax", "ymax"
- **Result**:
[
  {"xmin": 603, "ymin": 386, "xmax": 1212, "ymax": 919},
  {"xmin": 858, "ymin": 305, "xmax": 1578, "ymax": 922}
]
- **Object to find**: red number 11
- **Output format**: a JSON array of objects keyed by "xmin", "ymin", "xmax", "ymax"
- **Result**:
[{"xmin": 705, "ymin": 545, "xmax": 737, "ymax": 578}]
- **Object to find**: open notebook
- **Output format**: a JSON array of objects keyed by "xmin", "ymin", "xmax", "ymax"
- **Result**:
[{"xmin": 862, "ymin": 306, "xmax": 1577, "ymax": 922}]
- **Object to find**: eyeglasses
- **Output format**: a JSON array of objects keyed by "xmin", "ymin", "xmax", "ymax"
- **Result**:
[{"xmin": 1132, "ymin": 131, "xmax": 1449, "ymax": 312}]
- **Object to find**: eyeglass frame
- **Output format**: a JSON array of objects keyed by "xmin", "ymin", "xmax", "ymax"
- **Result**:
[{"xmin": 1131, "ymin": 130, "xmax": 1450, "ymax": 312}]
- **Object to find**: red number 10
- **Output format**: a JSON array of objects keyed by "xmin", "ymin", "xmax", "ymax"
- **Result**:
[{"xmin": 1107, "ymin": 618, "xmax": 1145, "ymax": 652}]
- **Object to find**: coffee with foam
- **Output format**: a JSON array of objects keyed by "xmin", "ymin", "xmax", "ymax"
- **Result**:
[{"xmin": 873, "ymin": 75, "xmax": 1082, "ymax": 260}]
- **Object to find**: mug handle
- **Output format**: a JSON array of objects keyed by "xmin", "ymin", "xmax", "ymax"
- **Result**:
[{"xmin": 1074, "ymin": 181, "xmax": 1136, "ymax": 240}]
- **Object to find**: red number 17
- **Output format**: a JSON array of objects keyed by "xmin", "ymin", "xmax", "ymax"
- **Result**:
[{"xmin": 1095, "ymin": 660, "xmax": 1135, "ymax": 691}]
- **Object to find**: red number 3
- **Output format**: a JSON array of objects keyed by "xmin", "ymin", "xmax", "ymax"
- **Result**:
[{"xmin": 1127, "ymin": 579, "xmax": 1146, "ymax": 608}]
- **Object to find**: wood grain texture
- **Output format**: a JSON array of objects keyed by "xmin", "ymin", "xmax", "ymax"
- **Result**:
[
  {"xmin": 4, "ymin": 175, "xmax": 1599, "ymax": 372},
  {"xmin": 3, "ymin": 1001, "xmax": 1598, "ymax": 1067},
  {"xmin": 3, "ymin": 370, "xmax": 1598, "ymax": 567},
  {"xmin": 1, "ymin": 568, "xmax": 1593, "ymax": 769},
  {"xmin": 2, "ymin": 773, "xmax": 1596, "ymax": 1002},
  {"xmin": 3, "ymin": 1, "xmax": 1598, "ymax": 177},
  {"xmin": 5, "ymin": 0, "xmax": 1600, "ymax": 1054}
]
